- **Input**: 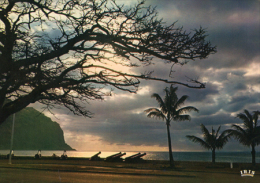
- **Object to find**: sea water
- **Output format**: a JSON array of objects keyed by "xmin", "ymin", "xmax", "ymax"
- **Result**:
[{"xmin": 0, "ymin": 150, "xmax": 258, "ymax": 163}]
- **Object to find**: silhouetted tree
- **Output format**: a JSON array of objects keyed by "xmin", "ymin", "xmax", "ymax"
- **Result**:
[
  {"xmin": 226, "ymin": 110, "xmax": 260, "ymax": 166},
  {"xmin": 144, "ymin": 86, "xmax": 198, "ymax": 167},
  {"xmin": 0, "ymin": 0, "xmax": 216, "ymax": 124},
  {"xmin": 186, "ymin": 124, "xmax": 231, "ymax": 163}
]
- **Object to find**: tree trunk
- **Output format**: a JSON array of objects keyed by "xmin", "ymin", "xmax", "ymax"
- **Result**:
[
  {"xmin": 212, "ymin": 148, "xmax": 215, "ymax": 163},
  {"xmin": 251, "ymin": 144, "xmax": 255, "ymax": 166},
  {"xmin": 166, "ymin": 123, "xmax": 174, "ymax": 167}
]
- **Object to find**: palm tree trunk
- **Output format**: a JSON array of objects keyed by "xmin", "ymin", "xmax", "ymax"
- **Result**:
[
  {"xmin": 212, "ymin": 148, "xmax": 215, "ymax": 163},
  {"xmin": 252, "ymin": 144, "xmax": 255, "ymax": 166},
  {"xmin": 166, "ymin": 123, "xmax": 174, "ymax": 167}
]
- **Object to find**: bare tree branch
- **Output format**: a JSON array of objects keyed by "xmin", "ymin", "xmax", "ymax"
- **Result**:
[{"xmin": 0, "ymin": 0, "xmax": 216, "ymax": 124}]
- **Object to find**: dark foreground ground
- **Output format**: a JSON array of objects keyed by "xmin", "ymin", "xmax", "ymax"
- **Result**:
[{"xmin": 0, "ymin": 158, "xmax": 259, "ymax": 183}]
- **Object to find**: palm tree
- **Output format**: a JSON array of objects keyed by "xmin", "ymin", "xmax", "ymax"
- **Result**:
[
  {"xmin": 226, "ymin": 110, "xmax": 260, "ymax": 166},
  {"xmin": 144, "ymin": 85, "xmax": 198, "ymax": 167},
  {"xmin": 186, "ymin": 124, "xmax": 231, "ymax": 163}
]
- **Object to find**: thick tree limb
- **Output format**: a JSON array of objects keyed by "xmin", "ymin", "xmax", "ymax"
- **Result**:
[{"xmin": 0, "ymin": 0, "xmax": 216, "ymax": 124}]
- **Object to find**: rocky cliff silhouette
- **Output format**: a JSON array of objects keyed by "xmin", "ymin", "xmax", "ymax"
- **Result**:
[{"xmin": 0, "ymin": 107, "xmax": 73, "ymax": 150}]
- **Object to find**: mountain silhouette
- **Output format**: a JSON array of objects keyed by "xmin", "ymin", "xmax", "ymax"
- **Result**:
[{"xmin": 0, "ymin": 107, "xmax": 73, "ymax": 150}]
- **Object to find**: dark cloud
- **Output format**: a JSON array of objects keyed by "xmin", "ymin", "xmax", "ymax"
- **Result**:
[
  {"xmin": 224, "ymin": 93, "xmax": 260, "ymax": 113},
  {"xmin": 31, "ymin": 0, "xmax": 260, "ymax": 152},
  {"xmin": 192, "ymin": 112, "xmax": 238, "ymax": 127},
  {"xmin": 149, "ymin": 0, "xmax": 260, "ymax": 71}
]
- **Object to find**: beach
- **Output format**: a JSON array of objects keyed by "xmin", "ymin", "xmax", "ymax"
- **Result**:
[{"xmin": 0, "ymin": 158, "xmax": 259, "ymax": 182}]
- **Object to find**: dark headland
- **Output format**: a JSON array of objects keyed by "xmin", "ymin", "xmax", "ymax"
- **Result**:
[{"xmin": 0, "ymin": 107, "xmax": 73, "ymax": 150}]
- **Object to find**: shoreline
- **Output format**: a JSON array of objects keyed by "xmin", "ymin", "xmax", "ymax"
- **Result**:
[{"xmin": 1, "ymin": 150, "xmax": 258, "ymax": 163}]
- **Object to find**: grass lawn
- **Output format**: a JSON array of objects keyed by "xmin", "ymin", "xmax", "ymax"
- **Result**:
[{"xmin": 0, "ymin": 158, "xmax": 259, "ymax": 182}]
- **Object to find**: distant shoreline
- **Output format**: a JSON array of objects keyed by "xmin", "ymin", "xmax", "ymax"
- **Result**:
[{"xmin": 1, "ymin": 150, "xmax": 259, "ymax": 164}]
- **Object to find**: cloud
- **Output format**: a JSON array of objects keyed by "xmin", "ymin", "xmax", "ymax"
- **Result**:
[{"xmin": 30, "ymin": 0, "xmax": 260, "ymax": 152}]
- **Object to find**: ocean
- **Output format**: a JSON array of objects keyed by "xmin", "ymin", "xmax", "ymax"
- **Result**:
[
  {"xmin": 0, "ymin": 150, "xmax": 260, "ymax": 163},
  {"xmin": 0, "ymin": 150, "xmax": 259, "ymax": 163}
]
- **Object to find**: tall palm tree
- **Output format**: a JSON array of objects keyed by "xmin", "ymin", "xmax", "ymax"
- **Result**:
[
  {"xmin": 144, "ymin": 85, "xmax": 198, "ymax": 167},
  {"xmin": 226, "ymin": 110, "xmax": 260, "ymax": 166},
  {"xmin": 186, "ymin": 124, "xmax": 231, "ymax": 163}
]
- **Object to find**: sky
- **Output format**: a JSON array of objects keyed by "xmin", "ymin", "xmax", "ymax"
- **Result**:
[{"xmin": 32, "ymin": 0, "xmax": 260, "ymax": 152}]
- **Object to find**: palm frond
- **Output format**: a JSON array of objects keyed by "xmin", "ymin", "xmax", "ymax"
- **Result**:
[
  {"xmin": 144, "ymin": 108, "xmax": 158, "ymax": 113},
  {"xmin": 176, "ymin": 106, "xmax": 199, "ymax": 115},
  {"xmin": 145, "ymin": 108, "xmax": 166, "ymax": 121},
  {"xmin": 244, "ymin": 110, "xmax": 253, "ymax": 122},
  {"xmin": 226, "ymin": 127, "xmax": 250, "ymax": 146},
  {"xmin": 186, "ymin": 135, "xmax": 211, "ymax": 150},
  {"xmin": 254, "ymin": 126, "xmax": 260, "ymax": 139},
  {"xmin": 188, "ymin": 124, "xmax": 231, "ymax": 151},
  {"xmin": 253, "ymin": 111, "xmax": 260, "ymax": 127},
  {"xmin": 237, "ymin": 110, "xmax": 251, "ymax": 129},
  {"xmin": 251, "ymin": 134, "xmax": 260, "ymax": 145},
  {"xmin": 219, "ymin": 129, "xmax": 233, "ymax": 138},
  {"xmin": 164, "ymin": 87, "xmax": 178, "ymax": 113},
  {"xmin": 168, "ymin": 86, "xmax": 178, "ymax": 96},
  {"xmin": 166, "ymin": 100, "xmax": 177, "ymax": 112},
  {"xmin": 216, "ymin": 130, "xmax": 232, "ymax": 149},
  {"xmin": 174, "ymin": 95, "xmax": 188, "ymax": 110},
  {"xmin": 173, "ymin": 114, "xmax": 190, "ymax": 121},
  {"xmin": 151, "ymin": 93, "xmax": 165, "ymax": 110},
  {"xmin": 231, "ymin": 124, "xmax": 247, "ymax": 134},
  {"xmin": 145, "ymin": 85, "xmax": 197, "ymax": 126},
  {"xmin": 228, "ymin": 110, "xmax": 260, "ymax": 148},
  {"xmin": 200, "ymin": 124, "xmax": 211, "ymax": 141},
  {"xmin": 216, "ymin": 125, "xmax": 221, "ymax": 138},
  {"xmin": 215, "ymin": 136, "xmax": 229, "ymax": 149}
]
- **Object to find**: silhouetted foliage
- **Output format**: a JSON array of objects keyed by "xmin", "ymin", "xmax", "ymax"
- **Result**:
[
  {"xmin": 0, "ymin": 0, "xmax": 216, "ymax": 124},
  {"xmin": 226, "ymin": 110, "xmax": 260, "ymax": 166},
  {"xmin": 145, "ymin": 85, "xmax": 198, "ymax": 167},
  {"xmin": 186, "ymin": 124, "xmax": 231, "ymax": 163}
]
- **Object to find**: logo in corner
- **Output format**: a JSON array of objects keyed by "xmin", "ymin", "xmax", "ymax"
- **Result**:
[{"xmin": 240, "ymin": 170, "xmax": 255, "ymax": 177}]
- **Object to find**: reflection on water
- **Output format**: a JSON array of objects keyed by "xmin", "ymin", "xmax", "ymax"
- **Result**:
[
  {"xmin": 0, "ymin": 150, "xmax": 139, "ymax": 159},
  {"xmin": 0, "ymin": 150, "xmax": 259, "ymax": 163}
]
